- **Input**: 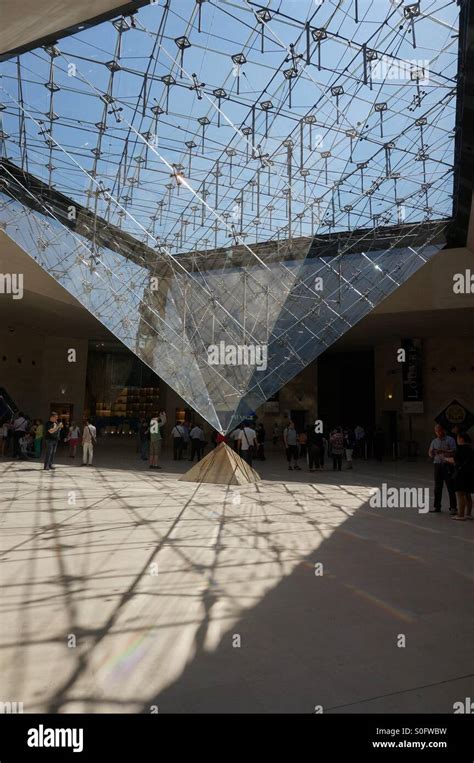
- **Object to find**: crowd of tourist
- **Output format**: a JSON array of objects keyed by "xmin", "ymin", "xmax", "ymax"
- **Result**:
[
  {"xmin": 2, "ymin": 411, "xmax": 474, "ymax": 520},
  {"xmin": 218, "ymin": 420, "xmax": 364, "ymax": 471},
  {"xmin": 0, "ymin": 411, "xmax": 97, "ymax": 469}
]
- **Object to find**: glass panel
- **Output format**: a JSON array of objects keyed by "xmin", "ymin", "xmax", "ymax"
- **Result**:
[{"xmin": 0, "ymin": 0, "xmax": 458, "ymax": 431}]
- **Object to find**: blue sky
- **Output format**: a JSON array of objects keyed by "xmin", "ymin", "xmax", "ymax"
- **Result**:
[{"xmin": 1, "ymin": 0, "xmax": 459, "ymax": 254}]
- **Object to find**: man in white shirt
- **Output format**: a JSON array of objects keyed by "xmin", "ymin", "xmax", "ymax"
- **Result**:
[
  {"xmin": 231, "ymin": 428, "xmax": 241, "ymax": 452},
  {"xmin": 189, "ymin": 424, "xmax": 205, "ymax": 462},
  {"xmin": 428, "ymin": 424, "xmax": 457, "ymax": 513},
  {"xmin": 237, "ymin": 423, "xmax": 257, "ymax": 466},
  {"xmin": 82, "ymin": 420, "xmax": 97, "ymax": 466}
]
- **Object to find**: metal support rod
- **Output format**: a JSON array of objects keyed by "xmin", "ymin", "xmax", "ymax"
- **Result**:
[{"xmin": 242, "ymin": 272, "xmax": 247, "ymax": 342}]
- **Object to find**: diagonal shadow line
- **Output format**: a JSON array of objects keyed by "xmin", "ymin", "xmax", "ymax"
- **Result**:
[
  {"xmin": 136, "ymin": 491, "xmax": 474, "ymax": 713},
  {"xmin": 91, "ymin": 468, "xmax": 251, "ymax": 645},
  {"xmin": 45, "ymin": 476, "xmax": 206, "ymax": 712},
  {"xmin": 0, "ymin": 490, "xmax": 125, "ymax": 558}
]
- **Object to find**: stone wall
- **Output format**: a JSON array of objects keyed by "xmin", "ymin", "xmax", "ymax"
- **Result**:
[
  {"xmin": 374, "ymin": 337, "xmax": 474, "ymax": 451},
  {"xmin": 0, "ymin": 326, "xmax": 88, "ymax": 422},
  {"xmin": 255, "ymin": 362, "xmax": 318, "ymax": 431}
]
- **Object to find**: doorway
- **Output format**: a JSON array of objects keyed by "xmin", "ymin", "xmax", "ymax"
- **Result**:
[
  {"xmin": 290, "ymin": 410, "xmax": 307, "ymax": 432},
  {"xmin": 317, "ymin": 350, "xmax": 375, "ymax": 430}
]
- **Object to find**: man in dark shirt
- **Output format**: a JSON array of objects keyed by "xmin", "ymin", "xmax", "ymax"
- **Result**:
[{"xmin": 44, "ymin": 412, "xmax": 63, "ymax": 470}]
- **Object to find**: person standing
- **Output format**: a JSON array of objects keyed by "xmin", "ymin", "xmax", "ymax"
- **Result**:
[
  {"xmin": 306, "ymin": 425, "xmax": 320, "ymax": 472},
  {"xmin": 344, "ymin": 428, "xmax": 355, "ymax": 469},
  {"xmin": 428, "ymin": 424, "xmax": 457, "ymax": 513},
  {"xmin": 354, "ymin": 424, "xmax": 365, "ymax": 459},
  {"xmin": 272, "ymin": 422, "xmax": 280, "ymax": 446},
  {"xmin": 67, "ymin": 421, "xmax": 81, "ymax": 458},
  {"xmin": 13, "ymin": 411, "xmax": 28, "ymax": 458},
  {"xmin": 138, "ymin": 419, "xmax": 149, "ymax": 461},
  {"xmin": 189, "ymin": 422, "xmax": 205, "ymax": 462},
  {"xmin": 230, "ymin": 428, "xmax": 241, "ymax": 452},
  {"xmin": 82, "ymin": 419, "xmax": 97, "ymax": 466},
  {"xmin": 330, "ymin": 427, "xmax": 344, "ymax": 471},
  {"xmin": 43, "ymin": 413, "xmax": 63, "ymax": 470},
  {"xmin": 318, "ymin": 432, "xmax": 327, "ymax": 469},
  {"xmin": 256, "ymin": 424, "xmax": 266, "ymax": 461},
  {"xmin": 181, "ymin": 421, "xmax": 191, "ymax": 457},
  {"xmin": 171, "ymin": 421, "xmax": 185, "ymax": 460},
  {"xmin": 283, "ymin": 420, "xmax": 300, "ymax": 471},
  {"xmin": 158, "ymin": 410, "xmax": 167, "ymax": 437},
  {"xmin": 298, "ymin": 429, "xmax": 307, "ymax": 460},
  {"xmin": 149, "ymin": 413, "xmax": 162, "ymax": 470},
  {"xmin": 237, "ymin": 422, "xmax": 257, "ymax": 466},
  {"xmin": 59, "ymin": 418, "xmax": 68, "ymax": 449},
  {"xmin": 445, "ymin": 432, "xmax": 474, "ymax": 521}
]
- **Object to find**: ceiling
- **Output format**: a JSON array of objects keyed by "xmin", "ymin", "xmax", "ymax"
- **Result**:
[
  {"xmin": 0, "ymin": 0, "xmax": 470, "ymax": 431},
  {"xmin": 0, "ymin": 286, "xmax": 113, "ymax": 339},
  {"xmin": 0, "ymin": 231, "xmax": 112, "ymax": 338},
  {"xmin": 1, "ymin": 231, "xmax": 472, "ymax": 348},
  {"xmin": 333, "ymin": 306, "xmax": 474, "ymax": 351},
  {"xmin": 0, "ymin": 1, "xmax": 149, "ymax": 59}
]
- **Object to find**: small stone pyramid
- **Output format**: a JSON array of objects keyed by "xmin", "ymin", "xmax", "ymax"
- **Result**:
[{"xmin": 179, "ymin": 442, "xmax": 260, "ymax": 485}]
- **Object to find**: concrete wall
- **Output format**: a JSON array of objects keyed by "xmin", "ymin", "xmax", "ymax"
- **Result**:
[
  {"xmin": 375, "ymin": 247, "xmax": 474, "ymax": 314},
  {"xmin": 255, "ymin": 362, "xmax": 318, "ymax": 431},
  {"xmin": 0, "ymin": 0, "xmax": 144, "ymax": 56},
  {"xmin": 374, "ymin": 337, "xmax": 474, "ymax": 450},
  {"xmin": 0, "ymin": 326, "xmax": 87, "ymax": 422},
  {"xmin": 40, "ymin": 335, "xmax": 88, "ymax": 423}
]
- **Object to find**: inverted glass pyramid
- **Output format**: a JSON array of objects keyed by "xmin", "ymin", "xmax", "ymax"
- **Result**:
[{"xmin": 0, "ymin": 0, "xmax": 458, "ymax": 431}]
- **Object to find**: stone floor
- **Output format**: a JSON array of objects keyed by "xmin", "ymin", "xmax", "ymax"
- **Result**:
[{"xmin": 1, "ymin": 440, "xmax": 473, "ymax": 713}]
